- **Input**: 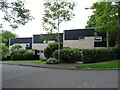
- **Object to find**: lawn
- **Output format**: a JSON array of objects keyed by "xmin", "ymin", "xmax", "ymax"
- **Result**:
[
  {"xmin": 1, "ymin": 60, "xmax": 46, "ymax": 64},
  {"xmin": 75, "ymin": 61, "xmax": 120, "ymax": 69}
]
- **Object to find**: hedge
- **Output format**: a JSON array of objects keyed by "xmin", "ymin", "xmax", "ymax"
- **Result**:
[
  {"xmin": 82, "ymin": 48, "xmax": 120, "ymax": 63},
  {"xmin": 53, "ymin": 48, "xmax": 82, "ymax": 63},
  {"xmin": 11, "ymin": 53, "xmax": 24, "ymax": 60},
  {"xmin": 44, "ymin": 42, "xmax": 63, "ymax": 59},
  {"xmin": 11, "ymin": 52, "xmax": 36, "ymax": 60},
  {"xmin": 23, "ymin": 52, "xmax": 34, "ymax": 60}
]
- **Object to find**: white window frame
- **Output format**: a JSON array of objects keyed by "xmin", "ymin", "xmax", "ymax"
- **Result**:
[{"xmin": 94, "ymin": 36, "xmax": 102, "ymax": 42}]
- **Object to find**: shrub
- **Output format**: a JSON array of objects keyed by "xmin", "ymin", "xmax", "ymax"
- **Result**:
[
  {"xmin": 44, "ymin": 47, "xmax": 52, "ymax": 59},
  {"xmin": 1, "ymin": 55, "xmax": 7, "ymax": 60},
  {"xmin": 11, "ymin": 53, "xmax": 23, "ymax": 60},
  {"xmin": 33, "ymin": 55, "xmax": 39, "ymax": 60},
  {"xmin": 23, "ymin": 52, "xmax": 34, "ymax": 60},
  {"xmin": 44, "ymin": 42, "xmax": 63, "ymax": 59},
  {"xmin": 46, "ymin": 58, "xmax": 59, "ymax": 64},
  {"xmin": 114, "ymin": 48, "xmax": 120, "ymax": 59},
  {"xmin": 0, "ymin": 44, "xmax": 9, "ymax": 60},
  {"xmin": 53, "ymin": 48, "xmax": 82, "ymax": 63},
  {"xmin": 10, "ymin": 45, "xmax": 26, "ymax": 54},
  {"xmin": 82, "ymin": 48, "xmax": 119, "ymax": 64}
]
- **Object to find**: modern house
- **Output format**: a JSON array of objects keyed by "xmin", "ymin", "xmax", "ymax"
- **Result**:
[
  {"xmin": 64, "ymin": 28, "xmax": 106, "ymax": 49},
  {"xmin": 9, "ymin": 28, "xmax": 106, "ymax": 58}
]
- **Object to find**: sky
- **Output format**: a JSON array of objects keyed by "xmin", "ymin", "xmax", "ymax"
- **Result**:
[{"xmin": 1, "ymin": 0, "xmax": 99, "ymax": 37}]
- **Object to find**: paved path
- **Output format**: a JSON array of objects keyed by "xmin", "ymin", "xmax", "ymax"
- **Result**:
[
  {"xmin": 2, "ymin": 64, "xmax": 119, "ymax": 88},
  {"xmin": 1, "ymin": 62, "xmax": 82, "ymax": 70}
]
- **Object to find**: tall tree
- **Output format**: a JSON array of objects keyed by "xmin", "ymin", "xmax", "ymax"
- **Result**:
[
  {"xmin": 42, "ymin": 0, "xmax": 76, "ymax": 62},
  {"xmin": 86, "ymin": 1, "xmax": 120, "ymax": 48},
  {"xmin": 0, "ymin": 0, "xmax": 33, "ymax": 29},
  {"xmin": 0, "ymin": 30, "xmax": 16, "ymax": 46}
]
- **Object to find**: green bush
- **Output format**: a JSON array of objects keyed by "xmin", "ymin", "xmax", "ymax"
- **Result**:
[
  {"xmin": 23, "ymin": 52, "xmax": 34, "ymax": 60},
  {"xmin": 1, "ymin": 55, "xmax": 7, "ymax": 60},
  {"xmin": 114, "ymin": 48, "xmax": 120, "ymax": 59},
  {"xmin": 11, "ymin": 53, "xmax": 23, "ymax": 60},
  {"xmin": 44, "ymin": 42, "xmax": 63, "ymax": 59},
  {"xmin": 44, "ymin": 47, "xmax": 52, "ymax": 59},
  {"xmin": 46, "ymin": 58, "xmax": 59, "ymax": 64},
  {"xmin": 53, "ymin": 48, "xmax": 82, "ymax": 63},
  {"xmin": 82, "ymin": 48, "xmax": 119, "ymax": 63},
  {"xmin": 10, "ymin": 45, "xmax": 26, "ymax": 54},
  {"xmin": 0, "ymin": 44, "xmax": 9, "ymax": 60}
]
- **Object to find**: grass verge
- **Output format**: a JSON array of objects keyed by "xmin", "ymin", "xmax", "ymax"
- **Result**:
[{"xmin": 75, "ymin": 61, "xmax": 120, "ymax": 69}]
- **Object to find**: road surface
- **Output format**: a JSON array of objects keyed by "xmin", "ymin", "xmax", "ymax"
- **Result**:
[{"xmin": 2, "ymin": 64, "xmax": 119, "ymax": 88}]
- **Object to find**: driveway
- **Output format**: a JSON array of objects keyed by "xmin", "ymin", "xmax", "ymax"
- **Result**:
[{"xmin": 2, "ymin": 64, "xmax": 119, "ymax": 88}]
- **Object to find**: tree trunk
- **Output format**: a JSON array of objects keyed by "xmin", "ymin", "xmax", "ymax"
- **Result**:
[
  {"xmin": 115, "ymin": 1, "xmax": 120, "ymax": 48},
  {"xmin": 57, "ymin": 20, "xmax": 61, "ymax": 62},
  {"xmin": 115, "ymin": 30, "xmax": 120, "ymax": 48}
]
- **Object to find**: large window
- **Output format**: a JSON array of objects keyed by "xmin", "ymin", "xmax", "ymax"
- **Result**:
[
  {"xmin": 94, "ymin": 36, "xmax": 102, "ymax": 42},
  {"xmin": 78, "ymin": 36, "xmax": 85, "ymax": 40}
]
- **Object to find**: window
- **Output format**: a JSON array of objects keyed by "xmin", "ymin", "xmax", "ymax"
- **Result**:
[
  {"xmin": 94, "ymin": 36, "xmax": 102, "ymax": 42},
  {"xmin": 78, "ymin": 36, "xmax": 85, "ymax": 40},
  {"xmin": 26, "ymin": 43, "xmax": 30, "ymax": 47}
]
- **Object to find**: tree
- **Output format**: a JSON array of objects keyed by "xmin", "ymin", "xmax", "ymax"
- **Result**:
[
  {"xmin": 85, "ymin": 1, "xmax": 120, "ymax": 48},
  {"xmin": 42, "ymin": 0, "xmax": 76, "ymax": 62},
  {"xmin": 0, "ymin": 0, "xmax": 33, "ymax": 29},
  {"xmin": 10, "ymin": 44, "xmax": 26, "ymax": 54},
  {"xmin": 0, "ymin": 30, "xmax": 16, "ymax": 46},
  {"xmin": 0, "ymin": 44, "xmax": 9, "ymax": 59}
]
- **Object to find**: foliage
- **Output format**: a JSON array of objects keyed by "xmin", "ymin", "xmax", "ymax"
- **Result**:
[
  {"xmin": 114, "ymin": 48, "xmax": 120, "ymax": 59},
  {"xmin": 46, "ymin": 58, "xmax": 59, "ymax": 64},
  {"xmin": 53, "ymin": 48, "xmax": 82, "ymax": 63},
  {"xmin": 42, "ymin": 0, "xmax": 76, "ymax": 33},
  {"xmin": 23, "ymin": 52, "xmax": 34, "ymax": 60},
  {"xmin": 75, "ymin": 61, "xmax": 120, "ymax": 69},
  {"xmin": 0, "ymin": 44, "xmax": 9, "ymax": 55},
  {"xmin": 44, "ymin": 47, "xmax": 52, "ymax": 59},
  {"xmin": 44, "ymin": 42, "xmax": 63, "ymax": 59},
  {"xmin": 10, "ymin": 44, "xmax": 26, "ymax": 54},
  {"xmin": 40, "ymin": 33, "xmax": 58, "ymax": 43},
  {"xmin": 0, "ymin": 0, "xmax": 33, "ymax": 29},
  {"xmin": 11, "ymin": 53, "xmax": 24, "ymax": 60},
  {"xmin": 82, "ymin": 48, "xmax": 120, "ymax": 63},
  {"xmin": 0, "ymin": 30, "xmax": 16, "ymax": 46},
  {"xmin": 42, "ymin": 0, "xmax": 76, "ymax": 61},
  {"xmin": 0, "ymin": 44, "xmax": 9, "ymax": 60},
  {"xmin": 85, "ymin": 2, "xmax": 120, "ymax": 47}
]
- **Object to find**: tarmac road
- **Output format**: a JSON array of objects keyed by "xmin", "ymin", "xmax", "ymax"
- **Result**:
[{"xmin": 2, "ymin": 64, "xmax": 119, "ymax": 88}]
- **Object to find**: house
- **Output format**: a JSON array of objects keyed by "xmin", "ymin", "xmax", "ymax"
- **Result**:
[
  {"xmin": 9, "ymin": 28, "xmax": 106, "ymax": 58},
  {"xmin": 64, "ymin": 28, "xmax": 106, "ymax": 49},
  {"xmin": 9, "ymin": 33, "xmax": 63, "ymax": 58},
  {"xmin": 9, "ymin": 37, "xmax": 32, "ymax": 50}
]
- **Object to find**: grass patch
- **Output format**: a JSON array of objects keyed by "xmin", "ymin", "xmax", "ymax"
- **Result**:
[
  {"xmin": 75, "ymin": 61, "xmax": 120, "ymax": 69},
  {"xmin": 1, "ymin": 60, "xmax": 46, "ymax": 64}
]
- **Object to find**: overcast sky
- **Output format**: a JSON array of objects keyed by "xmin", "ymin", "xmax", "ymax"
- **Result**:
[{"xmin": 1, "ymin": 0, "xmax": 98, "ymax": 37}]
